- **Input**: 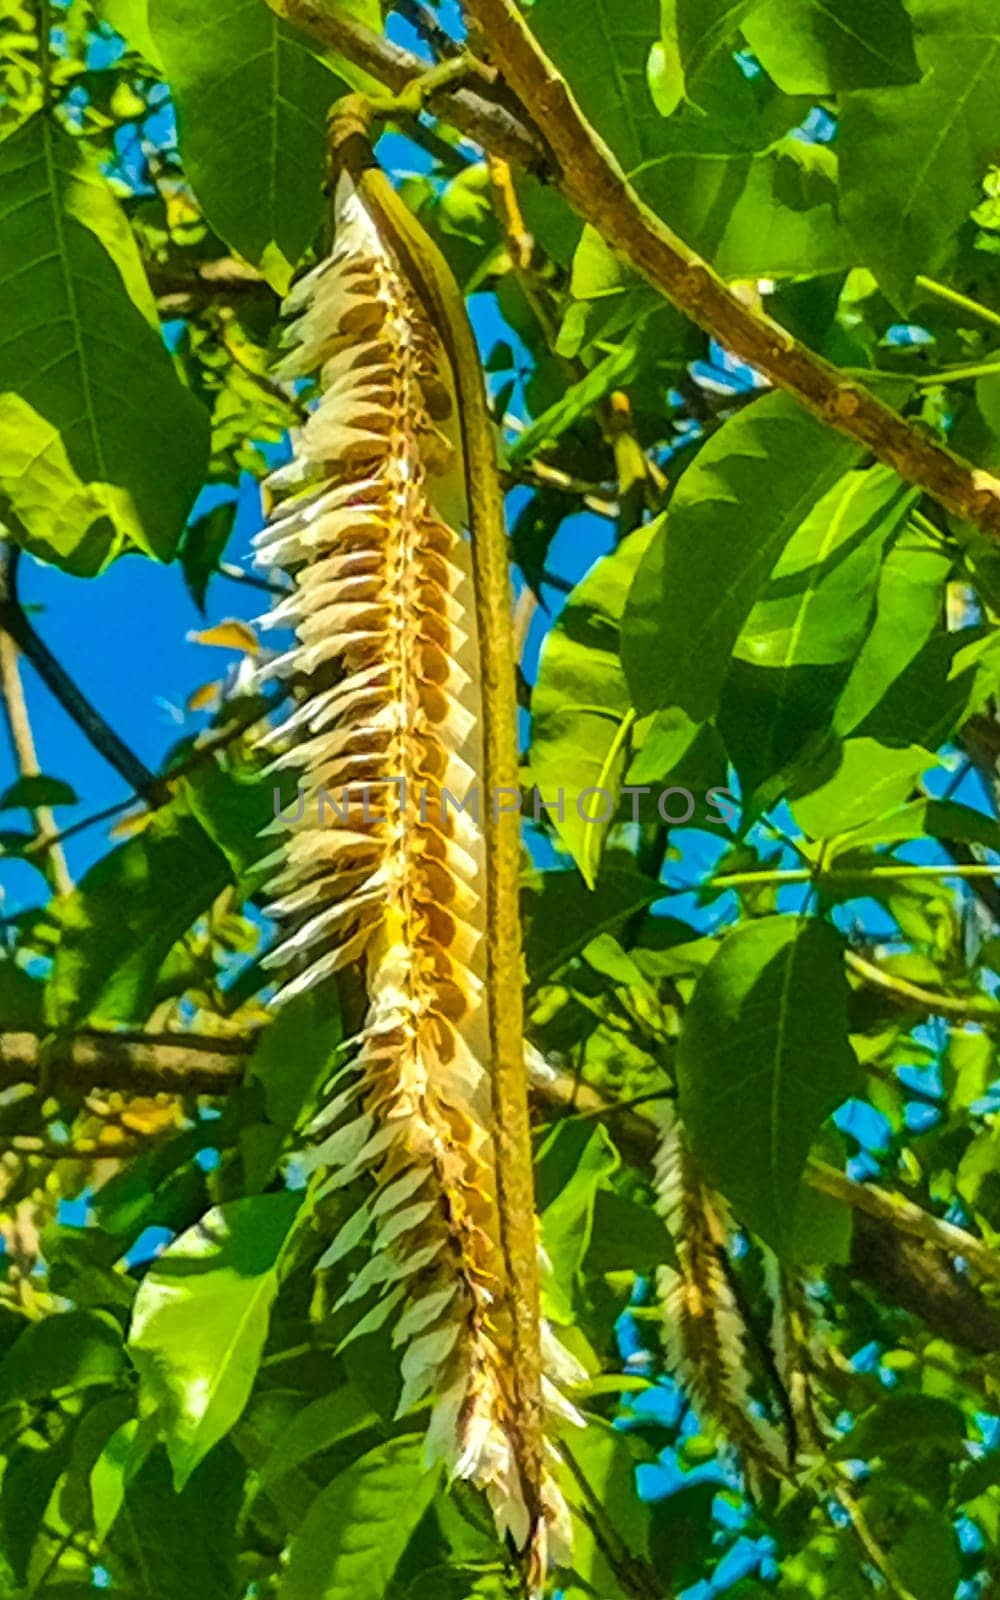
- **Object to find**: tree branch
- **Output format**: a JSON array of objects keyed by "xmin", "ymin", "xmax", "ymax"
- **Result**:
[
  {"xmin": 846, "ymin": 948, "xmax": 1000, "ymax": 1029},
  {"xmin": 6, "ymin": 1025, "xmax": 999, "ymax": 1351},
  {"xmin": 0, "ymin": 626, "xmax": 72, "ymax": 894},
  {"xmin": 148, "ymin": 257, "xmax": 276, "ymax": 316},
  {"xmin": 390, "ymin": 0, "xmax": 462, "ymax": 59},
  {"xmin": 459, "ymin": 0, "xmax": 1000, "ymax": 543},
  {"xmin": 271, "ymin": 0, "xmax": 1000, "ymax": 541},
  {"xmin": 0, "ymin": 544, "xmax": 166, "ymax": 805},
  {"xmin": 0, "ymin": 1029, "xmax": 246, "ymax": 1096},
  {"xmin": 268, "ymin": 0, "xmax": 549, "ymax": 172}
]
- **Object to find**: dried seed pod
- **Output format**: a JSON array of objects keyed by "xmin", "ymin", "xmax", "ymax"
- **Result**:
[
  {"xmin": 654, "ymin": 1109, "xmax": 787, "ymax": 1488},
  {"xmin": 256, "ymin": 172, "xmax": 573, "ymax": 1575}
]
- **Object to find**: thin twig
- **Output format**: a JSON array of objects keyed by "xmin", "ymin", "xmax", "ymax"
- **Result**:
[
  {"xmin": 808, "ymin": 1160, "xmax": 1000, "ymax": 1287},
  {"xmin": 391, "ymin": 0, "xmax": 461, "ymax": 57},
  {"xmin": 0, "ymin": 628, "xmax": 72, "ymax": 893},
  {"xmin": 37, "ymin": 0, "xmax": 52, "ymax": 111},
  {"xmin": 0, "ymin": 543, "xmax": 165, "ymax": 804},
  {"xmin": 558, "ymin": 1440, "xmax": 659, "ymax": 1600},
  {"xmin": 846, "ymin": 947, "xmax": 1000, "ymax": 1029},
  {"xmin": 832, "ymin": 1481, "xmax": 922, "ymax": 1600},
  {"xmin": 500, "ymin": 461, "xmax": 618, "ymax": 519},
  {"xmin": 20, "ymin": 688, "xmax": 289, "ymax": 863}
]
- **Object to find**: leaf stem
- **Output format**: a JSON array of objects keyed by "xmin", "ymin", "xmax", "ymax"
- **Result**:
[
  {"xmin": 846, "ymin": 947, "xmax": 1000, "ymax": 1027},
  {"xmin": 915, "ymin": 274, "xmax": 1000, "ymax": 334},
  {"xmin": 696, "ymin": 862, "xmax": 1000, "ymax": 890},
  {"xmin": 916, "ymin": 359, "xmax": 1000, "ymax": 387}
]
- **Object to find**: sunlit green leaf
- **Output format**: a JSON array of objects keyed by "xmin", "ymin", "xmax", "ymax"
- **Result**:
[
  {"xmin": 46, "ymin": 799, "xmax": 232, "ymax": 1029},
  {"xmin": 677, "ymin": 916, "xmax": 859, "ymax": 1255},
  {"xmin": 279, "ymin": 1434, "xmax": 438, "ymax": 1600},
  {"xmin": 743, "ymin": 0, "xmax": 919, "ymax": 92},
  {"xmin": 840, "ymin": 0, "xmax": 1000, "ymax": 304},
  {"xmin": 532, "ymin": 525, "xmax": 656, "ymax": 885},
  {"xmin": 622, "ymin": 393, "xmax": 864, "ymax": 722},
  {"xmin": 0, "ymin": 117, "xmax": 208, "ymax": 570},
  {"xmin": 129, "ymin": 1192, "xmax": 301, "ymax": 1487},
  {"xmin": 149, "ymin": 0, "xmax": 343, "ymax": 273}
]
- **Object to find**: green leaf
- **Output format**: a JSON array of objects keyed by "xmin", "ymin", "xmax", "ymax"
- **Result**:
[
  {"xmin": 792, "ymin": 739, "xmax": 934, "ymax": 847},
  {"xmin": 0, "ymin": 961, "xmax": 45, "ymax": 1030},
  {"xmin": 95, "ymin": 1128, "xmax": 211, "ymax": 1249},
  {"xmin": 531, "ymin": 525, "xmax": 656, "ymax": 885},
  {"xmin": 840, "ymin": 1394, "xmax": 966, "ymax": 1459},
  {"xmin": 840, "ymin": 0, "xmax": 1000, "ymax": 305},
  {"xmin": 622, "ymin": 393, "xmax": 864, "ymax": 722},
  {"xmin": 110, "ymin": 1443, "xmax": 244, "ymax": 1600},
  {"xmin": 0, "ymin": 775, "xmax": 78, "ymax": 810},
  {"xmin": 587, "ymin": 1187, "xmax": 678, "ymax": 1274},
  {"xmin": 833, "ymin": 525, "xmax": 952, "ymax": 736},
  {"xmin": 59, "ymin": 1393, "xmax": 133, "ymax": 1533},
  {"xmin": 41, "ymin": 1225, "xmax": 136, "ymax": 1314},
  {"xmin": 278, "ymin": 1434, "xmax": 439, "ymax": 1600},
  {"xmin": 149, "ymin": 0, "xmax": 343, "ymax": 274},
  {"xmin": 539, "ymin": 1123, "xmax": 620, "ymax": 1318},
  {"xmin": 128, "ymin": 1192, "xmax": 301, "ymax": 1488},
  {"xmin": 789, "ymin": 1182, "xmax": 853, "ymax": 1266},
  {"xmin": 45, "ymin": 799, "xmax": 233, "ymax": 1029},
  {"xmin": 559, "ymin": 1420, "xmax": 651, "ymax": 1595},
  {"xmin": 182, "ymin": 760, "xmax": 287, "ymax": 888},
  {"xmin": 2, "ymin": 1434, "xmax": 74, "ymax": 1583},
  {"xmin": 524, "ymin": 866, "xmax": 668, "ymax": 985},
  {"xmin": 246, "ymin": 986, "xmax": 343, "ymax": 1137},
  {"xmin": 508, "ymin": 316, "xmax": 668, "ymax": 465},
  {"xmin": 647, "ymin": 1481, "xmax": 717, "ymax": 1594},
  {"xmin": 636, "ymin": 139, "xmax": 849, "ymax": 279},
  {"xmin": 0, "ymin": 117, "xmax": 208, "ymax": 570},
  {"xmin": 179, "ymin": 499, "xmax": 237, "ymax": 615},
  {"xmin": 676, "ymin": 916, "xmax": 859, "ymax": 1256},
  {"xmin": 90, "ymin": 1418, "xmax": 156, "ymax": 1543},
  {"xmin": 718, "ymin": 465, "xmax": 916, "ymax": 813},
  {"xmin": 891, "ymin": 1515, "xmax": 961, "ymax": 1600},
  {"xmin": 734, "ymin": 467, "xmax": 915, "ymax": 672},
  {"xmin": 0, "ymin": 1310, "xmax": 123, "ymax": 1408},
  {"xmin": 657, "ymin": 0, "xmax": 754, "ymax": 110},
  {"xmin": 743, "ymin": 0, "xmax": 920, "ymax": 92},
  {"xmin": 531, "ymin": 0, "xmax": 664, "ymax": 173},
  {"xmin": 255, "ymin": 1387, "xmax": 379, "ymax": 1492},
  {"xmin": 826, "ymin": 798, "xmax": 1000, "ymax": 861}
]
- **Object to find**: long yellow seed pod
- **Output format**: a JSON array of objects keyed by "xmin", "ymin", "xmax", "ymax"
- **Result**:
[{"xmin": 254, "ymin": 108, "xmax": 571, "ymax": 1584}]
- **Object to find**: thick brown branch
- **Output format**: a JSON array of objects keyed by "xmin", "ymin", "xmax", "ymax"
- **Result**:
[
  {"xmin": 460, "ymin": 0, "xmax": 1000, "ymax": 543},
  {"xmin": 0, "ymin": 1029, "xmax": 246, "ymax": 1096},
  {"xmin": 148, "ymin": 258, "xmax": 275, "ymax": 316},
  {"xmin": 270, "ymin": 0, "xmax": 1000, "ymax": 541}
]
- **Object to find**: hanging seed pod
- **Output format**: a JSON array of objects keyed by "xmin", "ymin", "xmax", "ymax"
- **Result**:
[
  {"xmin": 655, "ymin": 1109, "xmax": 788, "ymax": 1488},
  {"xmin": 254, "ymin": 169, "xmax": 574, "ymax": 1580}
]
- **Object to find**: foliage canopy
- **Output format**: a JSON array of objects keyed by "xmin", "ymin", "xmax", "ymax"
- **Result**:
[{"xmin": 2, "ymin": 0, "xmax": 1000, "ymax": 1597}]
